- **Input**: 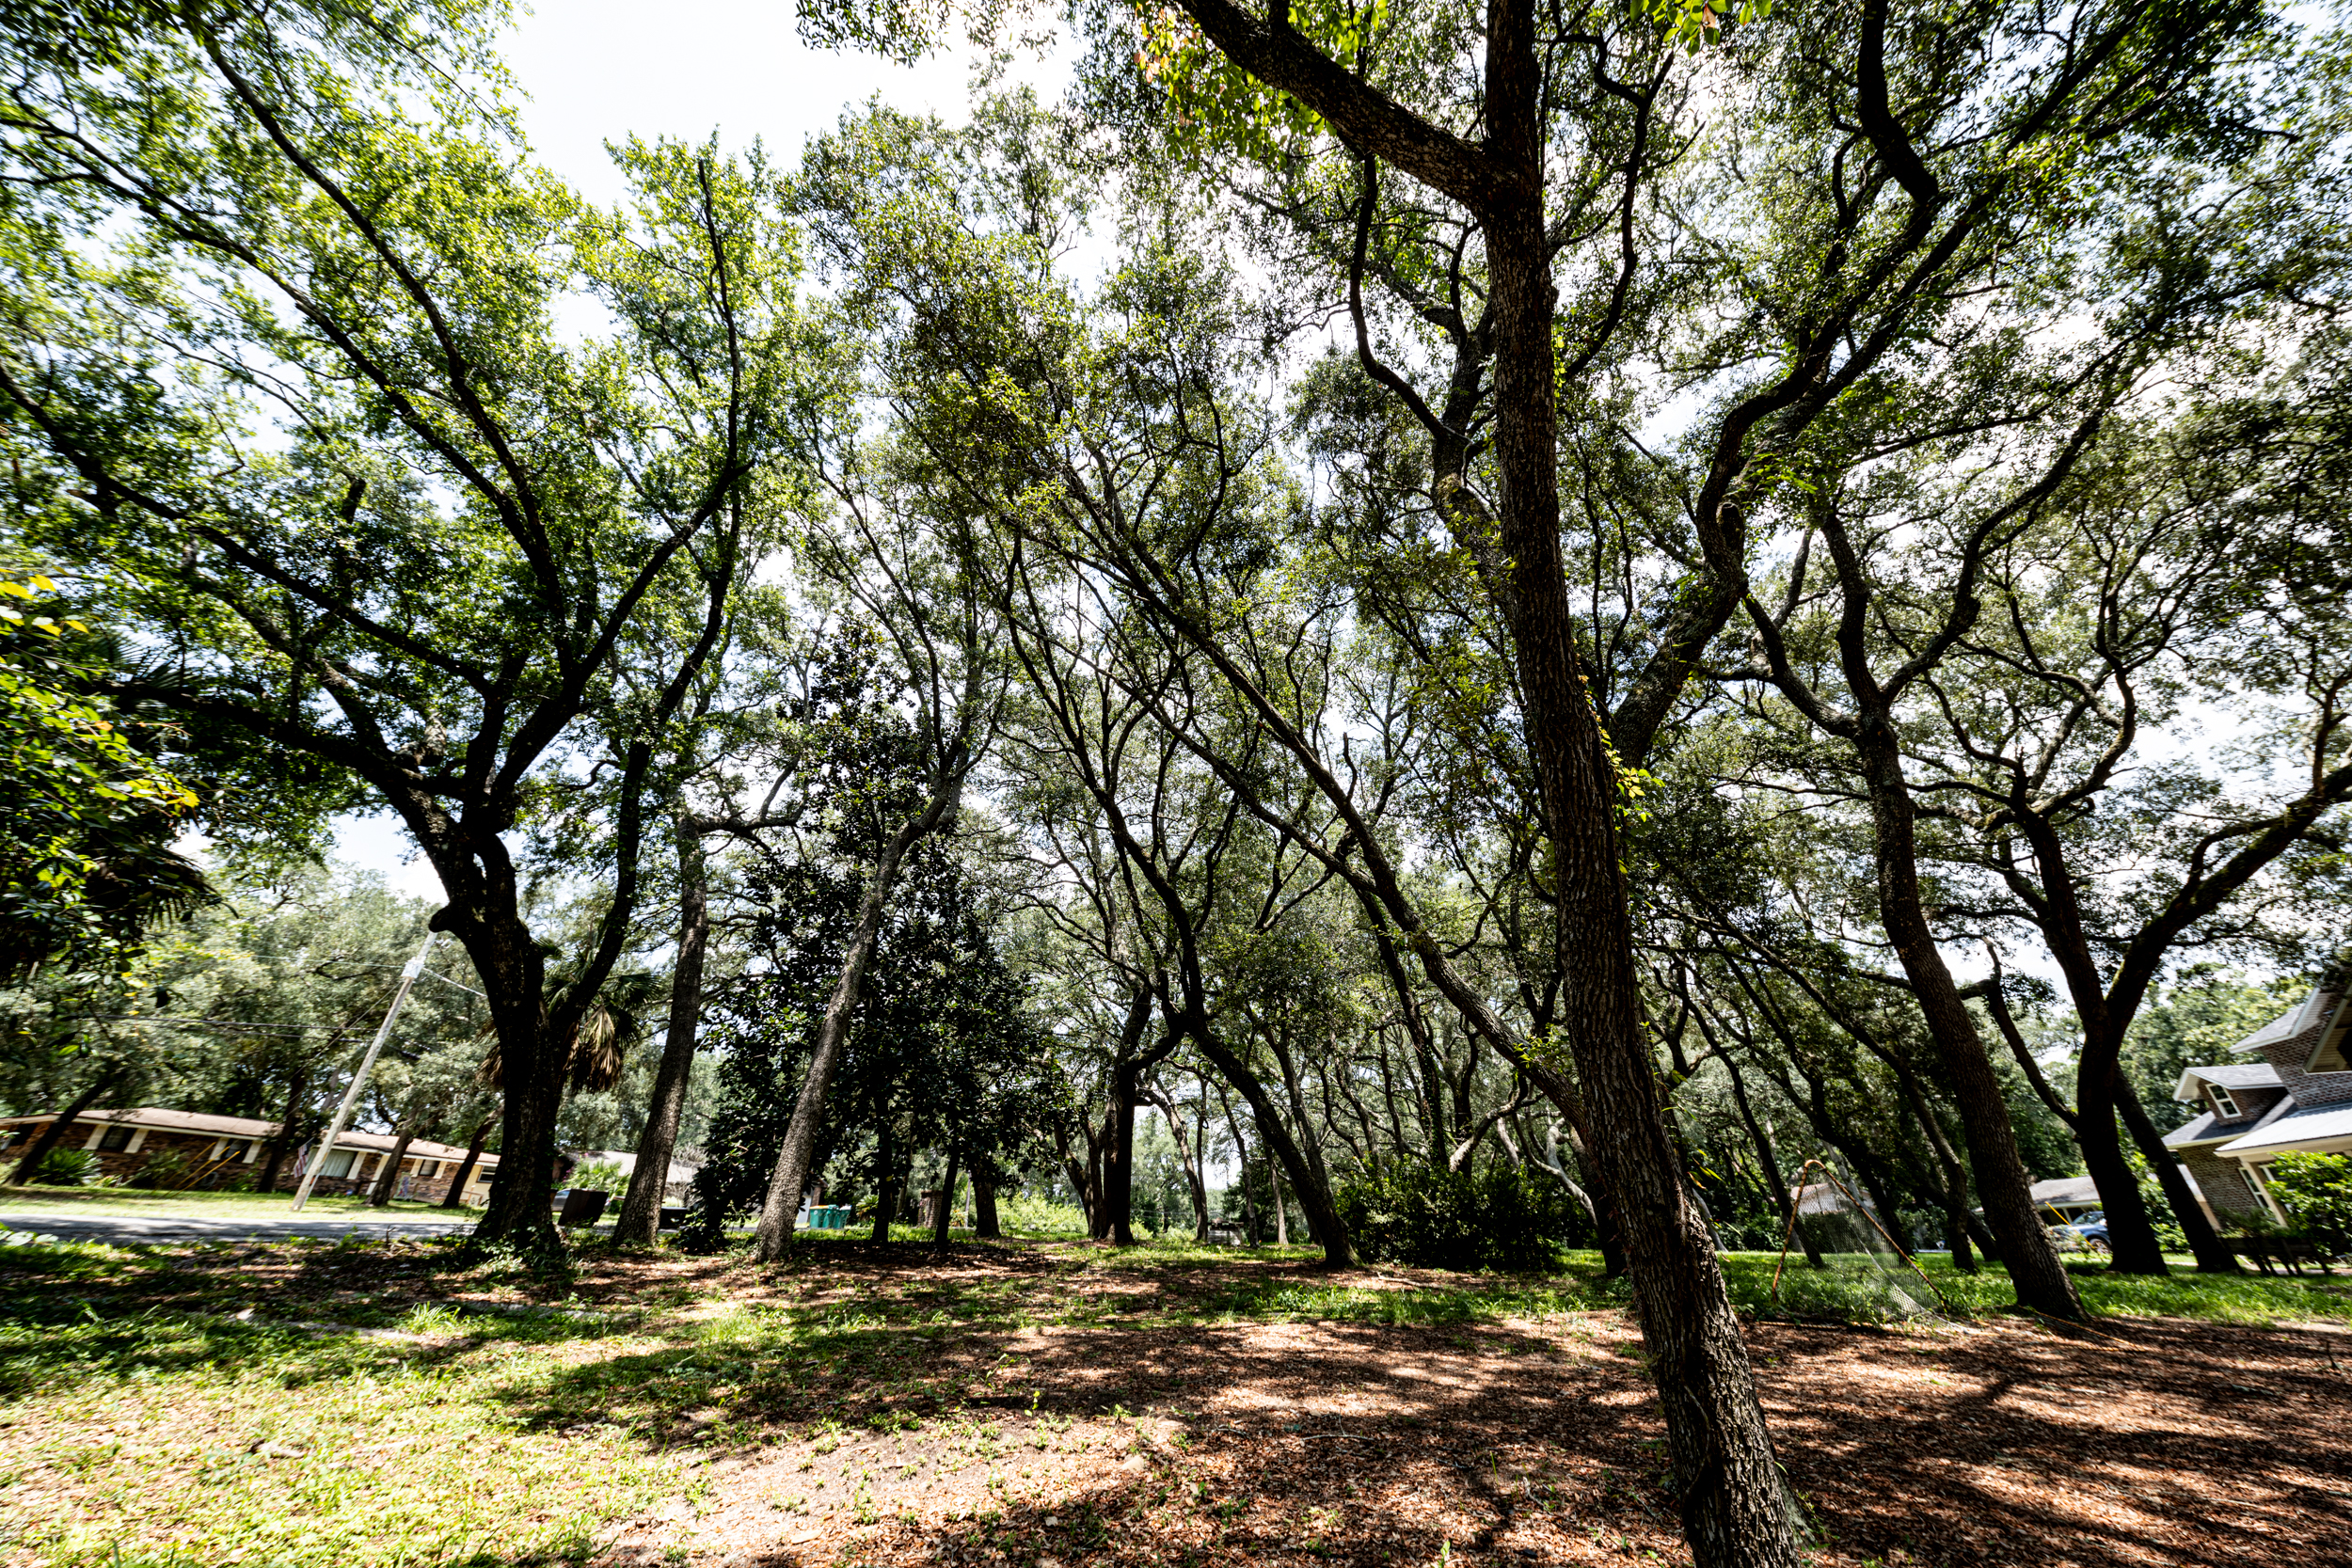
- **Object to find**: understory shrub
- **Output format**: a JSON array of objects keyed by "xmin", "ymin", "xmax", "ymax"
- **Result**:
[
  {"xmin": 2266, "ymin": 1151, "xmax": 2352, "ymax": 1245},
  {"xmin": 24, "ymin": 1148, "xmax": 99, "ymax": 1185},
  {"xmin": 1336, "ymin": 1162, "xmax": 1591, "ymax": 1273}
]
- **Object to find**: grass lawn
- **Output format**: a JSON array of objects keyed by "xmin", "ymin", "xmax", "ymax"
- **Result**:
[
  {"xmin": 0, "ymin": 1232, "xmax": 2344, "ymax": 1567},
  {"xmin": 0, "ymin": 1185, "xmax": 470, "ymax": 1220}
]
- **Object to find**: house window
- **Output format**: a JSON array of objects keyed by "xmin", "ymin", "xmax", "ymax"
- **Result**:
[
  {"xmin": 317, "ymin": 1148, "xmax": 357, "ymax": 1180},
  {"xmin": 97, "ymin": 1126, "xmax": 133, "ymax": 1152},
  {"xmin": 2208, "ymin": 1084, "xmax": 2241, "ymax": 1119},
  {"xmin": 218, "ymin": 1140, "xmax": 250, "ymax": 1163},
  {"xmin": 2241, "ymin": 1164, "xmax": 2267, "ymax": 1205}
]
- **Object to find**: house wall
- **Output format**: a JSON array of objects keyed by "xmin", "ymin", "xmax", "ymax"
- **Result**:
[
  {"xmin": 2210, "ymin": 1085, "xmax": 2289, "ymax": 1126},
  {"xmin": 6, "ymin": 1125, "xmax": 269, "ymax": 1188},
  {"xmin": 2179, "ymin": 1147, "xmax": 2272, "ymax": 1224},
  {"xmin": 263, "ymin": 1151, "xmax": 492, "ymax": 1206},
  {"xmin": 2255, "ymin": 995, "xmax": 2352, "ymax": 1110}
]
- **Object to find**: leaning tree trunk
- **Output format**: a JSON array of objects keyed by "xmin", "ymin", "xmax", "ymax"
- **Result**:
[
  {"xmin": 1474, "ymin": 143, "xmax": 1804, "ymax": 1553},
  {"xmin": 8, "ymin": 1069, "xmax": 118, "ymax": 1186},
  {"xmin": 440, "ymin": 1114, "xmax": 493, "ymax": 1210},
  {"xmin": 2115, "ymin": 1078, "xmax": 2238, "ymax": 1273},
  {"xmin": 368, "ymin": 1127, "xmax": 417, "ymax": 1207},
  {"xmin": 618, "ymin": 811, "xmax": 709, "ymax": 1245},
  {"xmin": 1852, "ymin": 722, "xmax": 2083, "ymax": 1318},
  {"xmin": 752, "ymin": 787, "xmax": 954, "ymax": 1260},
  {"xmin": 258, "ymin": 1067, "xmax": 308, "ymax": 1196},
  {"xmin": 1193, "ymin": 1032, "xmax": 1349, "ymax": 1264}
]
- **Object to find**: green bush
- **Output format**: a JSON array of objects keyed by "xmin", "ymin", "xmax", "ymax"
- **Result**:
[
  {"xmin": 24, "ymin": 1148, "xmax": 99, "ymax": 1185},
  {"xmin": 2266, "ymin": 1151, "xmax": 2352, "ymax": 1243},
  {"xmin": 1335, "ymin": 1162, "xmax": 1592, "ymax": 1273}
]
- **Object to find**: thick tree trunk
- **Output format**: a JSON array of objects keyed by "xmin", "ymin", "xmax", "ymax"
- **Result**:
[
  {"xmin": 368, "ymin": 1128, "xmax": 416, "ymax": 1207},
  {"xmin": 1852, "ymin": 726, "xmax": 2083, "ymax": 1318},
  {"xmin": 8, "ymin": 1069, "xmax": 117, "ymax": 1185},
  {"xmin": 872, "ymin": 1118, "xmax": 898, "ymax": 1243},
  {"xmin": 933, "ymin": 1145, "xmax": 959, "ymax": 1247},
  {"xmin": 258, "ymin": 1067, "xmax": 307, "ymax": 1196},
  {"xmin": 2115, "ymin": 1079, "xmax": 2236, "ymax": 1273},
  {"xmin": 460, "ymin": 900, "xmax": 567, "ymax": 1258},
  {"xmin": 1478, "ymin": 155, "xmax": 1800, "ymax": 1556},
  {"xmin": 618, "ymin": 812, "xmax": 709, "ymax": 1245},
  {"xmin": 1105, "ymin": 1071, "xmax": 1140, "ymax": 1244},
  {"xmin": 752, "ymin": 787, "xmax": 955, "ymax": 1260},
  {"xmin": 974, "ymin": 1177, "xmax": 1000, "ymax": 1239},
  {"xmin": 440, "ymin": 1115, "xmax": 493, "ymax": 1210}
]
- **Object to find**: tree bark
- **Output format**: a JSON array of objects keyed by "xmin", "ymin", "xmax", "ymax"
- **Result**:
[
  {"xmin": 618, "ymin": 810, "xmax": 709, "ymax": 1245},
  {"xmin": 871, "ymin": 1117, "xmax": 898, "ymax": 1243},
  {"xmin": 2116, "ymin": 1079, "xmax": 2237, "ymax": 1273},
  {"xmin": 933, "ymin": 1144, "xmax": 959, "ymax": 1248},
  {"xmin": 752, "ymin": 783, "xmax": 959, "ymax": 1260},
  {"xmin": 1851, "ymin": 721, "xmax": 2084, "ymax": 1318},
  {"xmin": 368, "ymin": 1127, "xmax": 416, "ymax": 1207},
  {"xmin": 974, "ymin": 1176, "xmax": 1000, "ymax": 1238},
  {"xmin": 258, "ymin": 1066, "xmax": 307, "ymax": 1196},
  {"xmin": 8, "ymin": 1069, "xmax": 118, "ymax": 1185},
  {"xmin": 440, "ymin": 1115, "xmax": 493, "ymax": 1210}
]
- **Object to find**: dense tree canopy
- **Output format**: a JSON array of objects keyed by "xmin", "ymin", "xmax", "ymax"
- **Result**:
[{"xmin": 6, "ymin": 5, "xmax": 2351, "ymax": 1566}]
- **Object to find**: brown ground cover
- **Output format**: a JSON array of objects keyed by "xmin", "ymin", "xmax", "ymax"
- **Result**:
[
  {"xmin": 563, "ymin": 1245, "xmax": 2352, "ymax": 1568},
  {"xmin": 7, "ymin": 1237, "xmax": 2347, "ymax": 1568}
]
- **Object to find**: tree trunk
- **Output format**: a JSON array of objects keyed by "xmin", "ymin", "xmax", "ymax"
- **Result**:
[
  {"xmin": 752, "ymin": 785, "xmax": 956, "ymax": 1260},
  {"xmin": 933, "ymin": 1145, "xmax": 959, "ymax": 1248},
  {"xmin": 461, "ymin": 903, "xmax": 567, "ymax": 1259},
  {"xmin": 258, "ymin": 1067, "xmax": 307, "ymax": 1196},
  {"xmin": 1194, "ymin": 1032, "xmax": 1349, "ymax": 1264},
  {"xmin": 440, "ymin": 1115, "xmax": 493, "ymax": 1210},
  {"xmin": 1851, "ymin": 722, "xmax": 2085, "ymax": 1319},
  {"xmin": 2115, "ymin": 1079, "xmax": 2235, "ymax": 1273},
  {"xmin": 974, "ymin": 1176, "xmax": 1000, "ymax": 1239},
  {"xmin": 368, "ymin": 1128, "xmax": 416, "ymax": 1207},
  {"xmin": 619, "ymin": 811, "xmax": 709, "ymax": 1245},
  {"xmin": 872, "ymin": 1118, "xmax": 898, "ymax": 1243},
  {"xmin": 1271, "ymin": 1159, "xmax": 1289, "ymax": 1247},
  {"xmin": 1215, "ymin": 1081, "xmax": 1260, "ymax": 1243},
  {"xmin": 1105, "ymin": 1069, "xmax": 1140, "ymax": 1244},
  {"xmin": 1485, "ymin": 166, "xmax": 1802, "ymax": 1556},
  {"xmin": 8, "ymin": 1069, "xmax": 118, "ymax": 1185}
]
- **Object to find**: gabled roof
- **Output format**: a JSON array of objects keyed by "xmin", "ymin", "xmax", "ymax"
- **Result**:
[
  {"xmin": 2172, "ymin": 1062, "xmax": 2284, "ymax": 1101},
  {"xmin": 2217, "ymin": 1101, "xmax": 2352, "ymax": 1158},
  {"xmin": 2163, "ymin": 1110, "xmax": 2234, "ymax": 1148},
  {"xmin": 2030, "ymin": 1176, "xmax": 2102, "ymax": 1209},
  {"xmin": 2232, "ymin": 990, "xmax": 2332, "ymax": 1054}
]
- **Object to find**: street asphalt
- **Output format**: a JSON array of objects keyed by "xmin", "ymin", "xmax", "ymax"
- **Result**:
[{"xmin": 0, "ymin": 1209, "xmax": 483, "ymax": 1244}]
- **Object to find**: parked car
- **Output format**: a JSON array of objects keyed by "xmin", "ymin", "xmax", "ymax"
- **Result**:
[{"xmin": 2066, "ymin": 1210, "xmax": 2110, "ymax": 1256}]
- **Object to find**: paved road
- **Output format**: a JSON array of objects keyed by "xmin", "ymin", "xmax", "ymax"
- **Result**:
[{"xmin": 0, "ymin": 1210, "xmax": 483, "ymax": 1244}]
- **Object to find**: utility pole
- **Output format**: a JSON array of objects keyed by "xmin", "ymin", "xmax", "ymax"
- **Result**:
[{"xmin": 292, "ymin": 930, "xmax": 434, "ymax": 1212}]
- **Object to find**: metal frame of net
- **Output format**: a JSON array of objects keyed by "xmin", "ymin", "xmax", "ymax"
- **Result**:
[{"xmin": 1770, "ymin": 1158, "xmax": 1955, "ymax": 1323}]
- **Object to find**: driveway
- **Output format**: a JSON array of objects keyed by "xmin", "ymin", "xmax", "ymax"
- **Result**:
[{"xmin": 0, "ymin": 1210, "xmax": 483, "ymax": 1245}]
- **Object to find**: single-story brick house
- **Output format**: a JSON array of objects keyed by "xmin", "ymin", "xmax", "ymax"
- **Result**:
[
  {"xmin": 1, "ymin": 1106, "xmax": 500, "ymax": 1204},
  {"xmin": 2164, "ymin": 986, "xmax": 2352, "ymax": 1226}
]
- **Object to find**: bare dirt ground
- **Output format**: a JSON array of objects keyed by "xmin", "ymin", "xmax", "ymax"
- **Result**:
[{"xmin": 565, "ymin": 1247, "xmax": 2352, "ymax": 1568}]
